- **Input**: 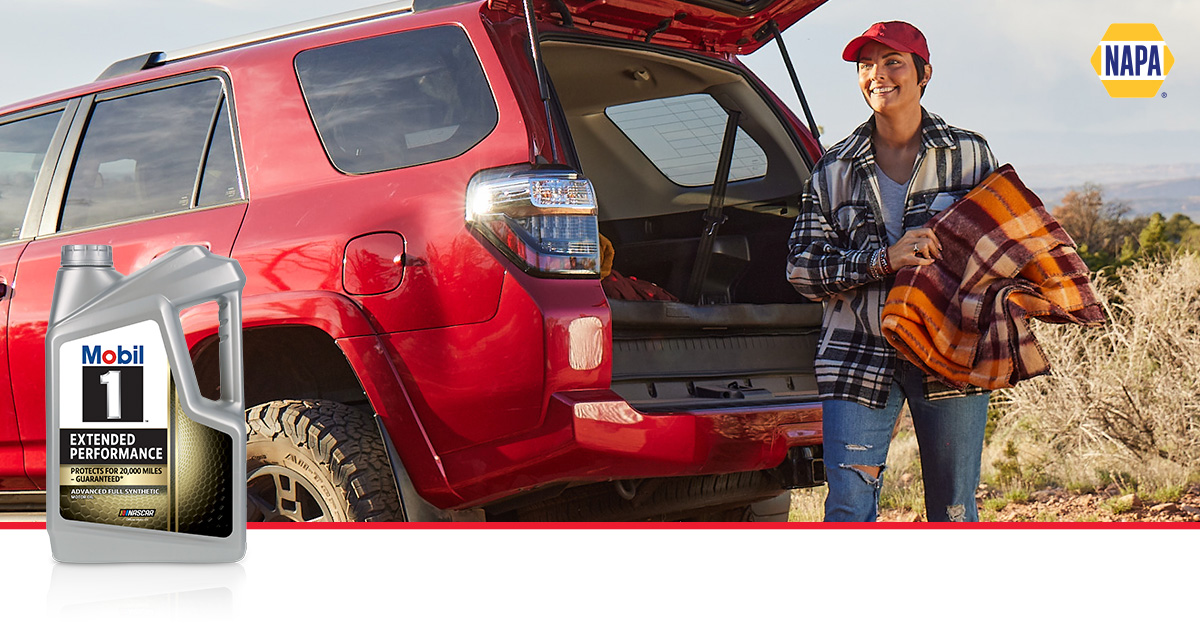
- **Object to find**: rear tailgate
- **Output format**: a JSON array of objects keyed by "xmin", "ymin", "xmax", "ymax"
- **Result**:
[{"xmin": 489, "ymin": 0, "xmax": 829, "ymax": 54}]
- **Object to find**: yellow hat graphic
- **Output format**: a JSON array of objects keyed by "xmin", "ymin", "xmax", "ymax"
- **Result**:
[{"xmin": 1091, "ymin": 24, "xmax": 1173, "ymax": 98}]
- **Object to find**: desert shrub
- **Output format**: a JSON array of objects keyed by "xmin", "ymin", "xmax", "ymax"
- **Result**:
[
  {"xmin": 1148, "ymin": 485, "xmax": 1184, "ymax": 504},
  {"xmin": 986, "ymin": 253, "xmax": 1200, "ymax": 491}
]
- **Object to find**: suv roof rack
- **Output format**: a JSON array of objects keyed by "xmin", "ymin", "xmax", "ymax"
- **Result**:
[
  {"xmin": 96, "ymin": 52, "xmax": 165, "ymax": 81},
  {"xmin": 97, "ymin": 0, "xmax": 419, "ymax": 81}
]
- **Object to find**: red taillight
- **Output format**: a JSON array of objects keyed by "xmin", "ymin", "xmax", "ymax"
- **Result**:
[{"xmin": 466, "ymin": 166, "xmax": 599, "ymax": 277}]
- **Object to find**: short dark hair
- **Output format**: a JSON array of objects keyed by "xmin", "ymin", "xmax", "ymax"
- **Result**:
[{"xmin": 913, "ymin": 53, "xmax": 928, "ymax": 95}]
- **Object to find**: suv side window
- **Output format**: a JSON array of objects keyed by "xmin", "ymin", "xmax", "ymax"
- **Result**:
[
  {"xmin": 0, "ymin": 111, "xmax": 62, "ymax": 241},
  {"xmin": 295, "ymin": 24, "xmax": 498, "ymax": 175},
  {"xmin": 197, "ymin": 98, "xmax": 241, "ymax": 207},
  {"xmin": 59, "ymin": 78, "xmax": 243, "ymax": 232}
]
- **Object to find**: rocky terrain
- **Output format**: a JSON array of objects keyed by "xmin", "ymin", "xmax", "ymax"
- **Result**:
[{"xmin": 878, "ymin": 483, "xmax": 1200, "ymax": 523}]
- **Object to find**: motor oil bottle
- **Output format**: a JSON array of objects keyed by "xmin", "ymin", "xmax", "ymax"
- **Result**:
[{"xmin": 46, "ymin": 244, "xmax": 246, "ymax": 562}]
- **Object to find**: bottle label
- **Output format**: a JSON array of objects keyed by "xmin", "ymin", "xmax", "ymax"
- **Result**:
[{"xmin": 58, "ymin": 320, "xmax": 232, "ymax": 537}]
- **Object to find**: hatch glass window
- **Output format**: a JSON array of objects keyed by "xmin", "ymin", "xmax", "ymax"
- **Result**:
[
  {"xmin": 0, "ymin": 111, "xmax": 61, "ymax": 241},
  {"xmin": 295, "ymin": 24, "xmax": 498, "ymax": 175},
  {"xmin": 606, "ymin": 93, "xmax": 767, "ymax": 187},
  {"xmin": 60, "ymin": 78, "xmax": 241, "ymax": 232}
]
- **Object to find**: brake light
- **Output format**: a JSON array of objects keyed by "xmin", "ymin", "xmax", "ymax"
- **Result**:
[{"xmin": 466, "ymin": 166, "xmax": 599, "ymax": 276}]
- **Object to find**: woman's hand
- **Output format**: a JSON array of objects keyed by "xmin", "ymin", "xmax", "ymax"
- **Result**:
[{"xmin": 887, "ymin": 228, "xmax": 941, "ymax": 268}]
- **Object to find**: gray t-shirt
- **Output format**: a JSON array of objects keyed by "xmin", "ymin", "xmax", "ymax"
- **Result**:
[{"xmin": 875, "ymin": 163, "xmax": 908, "ymax": 246}]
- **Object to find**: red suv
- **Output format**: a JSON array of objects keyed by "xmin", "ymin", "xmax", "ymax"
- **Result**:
[{"xmin": 0, "ymin": 0, "xmax": 828, "ymax": 522}]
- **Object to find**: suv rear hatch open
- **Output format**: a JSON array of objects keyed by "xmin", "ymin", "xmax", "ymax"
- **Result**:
[
  {"xmin": 533, "ymin": 21, "xmax": 825, "ymax": 411},
  {"xmin": 490, "ymin": 0, "xmax": 829, "ymax": 53}
]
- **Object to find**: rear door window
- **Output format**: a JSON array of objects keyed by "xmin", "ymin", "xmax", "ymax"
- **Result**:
[
  {"xmin": 59, "ymin": 78, "xmax": 243, "ymax": 232},
  {"xmin": 605, "ymin": 93, "xmax": 768, "ymax": 187},
  {"xmin": 295, "ymin": 24, "xmax": 498, "ymax": 175},
  {"xmin": 0, "ymin": 111, "xmax": 61, "ymax": 241},
  {"xmin": 197, "ymin": 99, "xmax": 241, "ymax": 207}
]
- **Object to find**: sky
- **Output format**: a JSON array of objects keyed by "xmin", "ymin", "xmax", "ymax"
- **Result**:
[
  {"xmin": 0, "ymin": 0, "xmax": 1197, "ymax": 188},
  {"xmin": 744, "ymin": 0, "xmax": 1200, "ymax": 183}
]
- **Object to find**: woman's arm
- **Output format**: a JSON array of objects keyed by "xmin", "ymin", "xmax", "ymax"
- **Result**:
[{"xmin": 785, "ymin": 170, "xmax": 881, "ymax": 300}]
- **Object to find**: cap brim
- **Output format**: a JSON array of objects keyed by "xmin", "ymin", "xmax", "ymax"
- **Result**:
[{"xmin": 842, "ymin": 35, "xmax": 919, "ymax": 62}]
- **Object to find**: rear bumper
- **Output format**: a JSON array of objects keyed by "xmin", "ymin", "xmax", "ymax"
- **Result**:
[{"xmin": 439, "ymin": 389, "xmax": 821, "ymax": 508}]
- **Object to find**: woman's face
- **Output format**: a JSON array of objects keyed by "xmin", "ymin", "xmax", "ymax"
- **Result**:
[{"xmin": 856, "ymin": 41, "xmax": 927, "ymax": 116}]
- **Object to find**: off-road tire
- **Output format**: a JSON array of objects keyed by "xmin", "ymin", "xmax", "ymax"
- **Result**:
[
  {"xmin": 246, "ymin": 399, "xmax": 403, "ymax": 522},
  {"xmin": 515, "ymin": 471, "xmax": 784, "ymax": 522}
]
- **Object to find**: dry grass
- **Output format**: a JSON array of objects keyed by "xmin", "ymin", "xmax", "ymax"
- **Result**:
[
  {"xmin": 790, "ymin": 254, "xmax": 1200, "ymax": 521},
  {"xmin": 789, "ymin": 485, "xmax": 827, "ymax": 522},
  {"xmin": 987, "ymin": 253, "xmax": 1200, "ymax": 494}
]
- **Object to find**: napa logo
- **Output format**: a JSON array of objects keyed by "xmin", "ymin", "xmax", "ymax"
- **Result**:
[{"xmin": 1091, "ymin": 24, "xmax": 1173, "ymax": 98}]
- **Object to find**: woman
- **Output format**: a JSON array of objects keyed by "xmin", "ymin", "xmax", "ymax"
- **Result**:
[{"xmin": 786, "ymin": 21, "xmax": 997, "ymax": 522}]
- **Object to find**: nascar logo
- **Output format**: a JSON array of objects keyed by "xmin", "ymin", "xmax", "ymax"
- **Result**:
[
  {"xmin": 1091, "ymin": 24, "xmax": 1173, "ymax": 98},
  {"xmin": 119, "ymin": 508, "xmax": 155, "ymax": 517}
]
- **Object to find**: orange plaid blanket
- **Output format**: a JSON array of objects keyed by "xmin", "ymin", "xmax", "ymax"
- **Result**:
[{"xmin": 881, "ymin": 164, "xmax": 1106, "ymax": 390}]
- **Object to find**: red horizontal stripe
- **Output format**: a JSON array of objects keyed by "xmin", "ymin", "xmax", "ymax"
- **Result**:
[{"xmin": 3, "ymin": 521, "xmax": 1196, "ymax": 531}]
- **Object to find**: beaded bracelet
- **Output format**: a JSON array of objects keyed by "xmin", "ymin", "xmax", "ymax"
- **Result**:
[{"xmin": 868, "ymin": 246, "xmax": 894, "ymax": 279}]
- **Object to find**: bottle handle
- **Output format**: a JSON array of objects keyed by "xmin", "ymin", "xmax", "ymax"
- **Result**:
[{"xmin": 217, "ymin": 290, "xmax": 244, "ymax": 409}]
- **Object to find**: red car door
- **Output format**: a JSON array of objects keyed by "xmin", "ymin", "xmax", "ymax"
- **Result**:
[
  {"xmin": 0, "ymin": 102, "xmax": 74, "ymax": 490},
  {"xmin": 8, "ymin": 74, "xmax": 248, "ymax": 487}
]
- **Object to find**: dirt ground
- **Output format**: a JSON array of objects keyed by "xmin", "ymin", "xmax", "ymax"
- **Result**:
[{"xmin": 877, "ymin": 482, "xmax": 1200, "ymax": 523}]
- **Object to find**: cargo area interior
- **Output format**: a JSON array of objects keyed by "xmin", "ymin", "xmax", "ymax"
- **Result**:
[{"xmin": 542, "ymin": 37, "xmax": 823, "ymax": 410}]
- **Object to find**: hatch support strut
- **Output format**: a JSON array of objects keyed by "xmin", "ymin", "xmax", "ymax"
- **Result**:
[
  {"xmin": 521, "ymin": 0, "xmax": 561, "ymax": 164},
  {"xmin": 761, "ymin": 20, "xmax": 821, "ymax": 147},
  {"xmin": 685, "ymin": 108, "xmax": 741, "ymax": 305},
  {"xmin": 549, "ymin": 0, "xmax": 573, "ymax": 27}
]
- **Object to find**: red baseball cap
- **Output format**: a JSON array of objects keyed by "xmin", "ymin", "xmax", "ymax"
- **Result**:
[{"xmin": 842, "ymin": 21, "xmax": 930, "ymax": 63}]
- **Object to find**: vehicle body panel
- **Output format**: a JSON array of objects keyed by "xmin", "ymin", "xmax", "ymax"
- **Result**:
[{"xmin": 226, "ymin": 8, "xmax": 524, "ymax": 334}]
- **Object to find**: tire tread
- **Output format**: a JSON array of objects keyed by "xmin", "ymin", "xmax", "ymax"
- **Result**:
[{"xmin": 246, "ymin": 399, "xmax": 403, "ymax": 522}]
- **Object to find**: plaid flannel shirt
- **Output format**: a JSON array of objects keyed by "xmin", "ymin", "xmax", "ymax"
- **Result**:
[{"xmin": 786, "ymin": 110, "xmax": 997, "ymax": 408}]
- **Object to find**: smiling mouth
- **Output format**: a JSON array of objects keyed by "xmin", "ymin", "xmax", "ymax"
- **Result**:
[{"xmin": 871, "ymin": 86, "xmax": 896, "ymax": 95}]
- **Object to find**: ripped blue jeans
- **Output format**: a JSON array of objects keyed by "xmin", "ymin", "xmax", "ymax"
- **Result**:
[{"xmin": 822, "ymin": 362, "xmax": 989, "ymax": 522}]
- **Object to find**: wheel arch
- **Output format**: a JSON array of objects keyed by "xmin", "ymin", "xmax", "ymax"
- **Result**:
[
  {"xmin": 184, "ymin": 291, "xmax": 464, "ymax": 510},
  {"xmin": 185, "ymin": 291, "xmax": 377, "ymax": 409},
  {"xmin": 193, "ymin": 323, "xmax": 367, "ymax": 410}
]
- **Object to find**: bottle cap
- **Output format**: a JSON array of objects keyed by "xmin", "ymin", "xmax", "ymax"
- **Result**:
[{"xmin": 61, "ymin": 244, "xmax": 114, "ymax": 267}]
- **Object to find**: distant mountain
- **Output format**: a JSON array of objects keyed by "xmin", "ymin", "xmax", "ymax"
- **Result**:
[
  {"xmin": 1022, "ymin": 164, "xmax": 1200, "ymax": 221},
  {"xmin": 1021, "ymin": 164, "xmax": 1200, "ymax": 189}
]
